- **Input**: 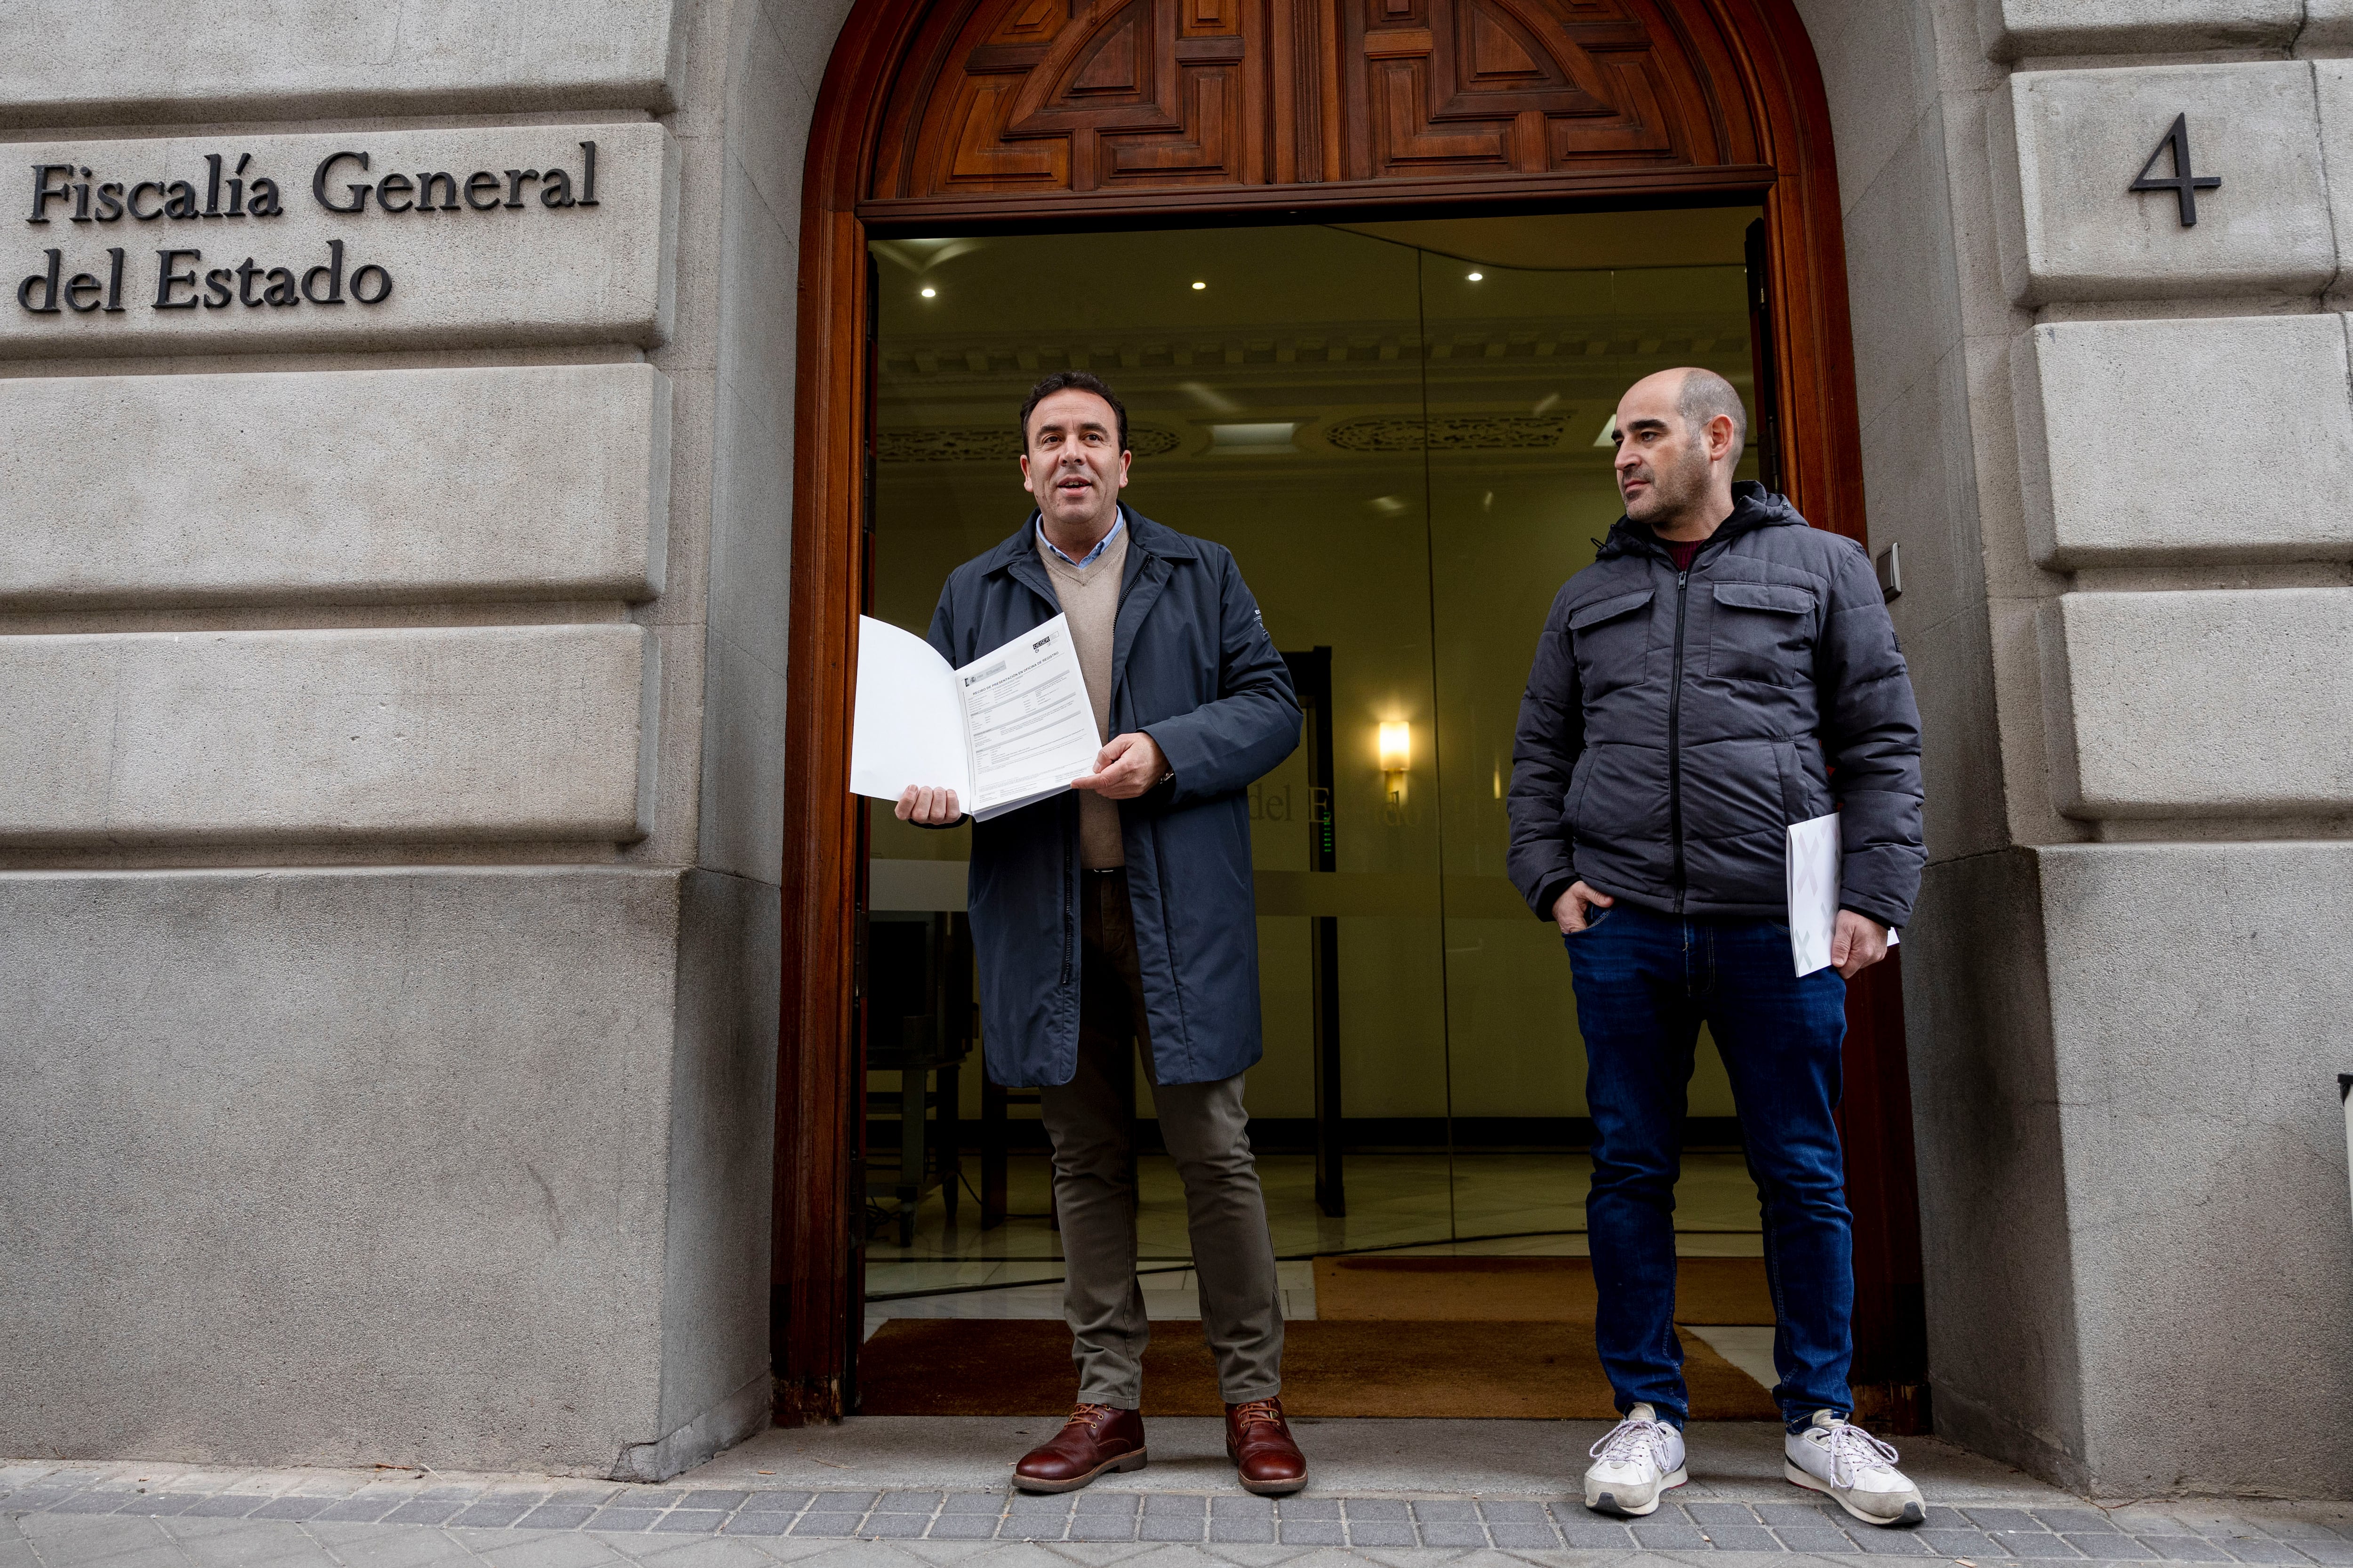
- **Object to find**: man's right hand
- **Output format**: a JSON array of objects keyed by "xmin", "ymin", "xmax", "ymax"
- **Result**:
[
  {"xmin": 1552, "ymin": 880, "xmax": 1615, "ymax": 934},
  {"xmin": 895, "ymin": 785, "xmax": 963, "ymax": 825}
]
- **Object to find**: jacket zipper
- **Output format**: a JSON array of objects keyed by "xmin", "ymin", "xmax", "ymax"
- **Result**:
[{"xmin": 1668, "ymin": 565, "xmax": 1689, "ymax": 913}]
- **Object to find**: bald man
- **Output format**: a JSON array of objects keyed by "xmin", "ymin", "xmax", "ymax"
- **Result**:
[{"xmin": 1506, "ymin": 369, "xmax": 1927, "ymax": 1526}]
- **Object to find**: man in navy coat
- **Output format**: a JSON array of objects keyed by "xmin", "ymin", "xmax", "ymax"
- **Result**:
[{"xmin": 896, "ymin": 371, "xmax": 1307, "ymax": 1496}]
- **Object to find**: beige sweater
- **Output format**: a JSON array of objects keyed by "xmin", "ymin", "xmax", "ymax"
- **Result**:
[{"xmin": 1037, "ymin": 524, "xmax": 1130, "ymax": 869}]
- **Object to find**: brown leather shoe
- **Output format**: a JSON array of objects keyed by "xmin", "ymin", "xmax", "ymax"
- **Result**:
[
  {"xmin": 1012, "ymin": 1403, "xmax": 1147, "ymax": 1493},
  {"xmin": 1225, "ymin": 1396, "xmax": 1308, "ymax": 1496}
]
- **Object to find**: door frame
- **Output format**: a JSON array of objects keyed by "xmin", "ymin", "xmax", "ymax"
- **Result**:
[{"xmin": 776, "ymin": 0, "xmax": 1920, "ymax": 1427}]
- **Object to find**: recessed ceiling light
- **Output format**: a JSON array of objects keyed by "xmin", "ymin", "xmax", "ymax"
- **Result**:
[
  {"xmin": 1467, "ymin": 271, "xmax": 1483, "ymax": 281},
  {"xmin": 919, "ymin": 287, "xmax": 936, "ymax": 298},
  {"xmin": 1191, "ymin": 280, "xmax": 1207, "ymax": 290}
]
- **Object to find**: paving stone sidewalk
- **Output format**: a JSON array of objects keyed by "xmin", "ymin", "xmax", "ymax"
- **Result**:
[{"xmin": 7, "ymin": 1460, "xmax": 2352, "ymax": 1566}]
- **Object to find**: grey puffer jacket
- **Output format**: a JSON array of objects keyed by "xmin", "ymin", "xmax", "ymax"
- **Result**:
[{"xmin": 1506, "ymin": 483, "xmax": 1924, "ymax": 930}]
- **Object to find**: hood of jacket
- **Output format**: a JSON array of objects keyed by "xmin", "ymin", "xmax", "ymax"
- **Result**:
[{"xmin": 1595, "ymin": 481, "xmax": 1805, "ymax": 564}]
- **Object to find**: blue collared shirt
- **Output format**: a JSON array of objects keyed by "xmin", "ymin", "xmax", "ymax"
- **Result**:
[{"xmin": 1037, "ymin": 512, "xmax": 1123, "ymax": 569}]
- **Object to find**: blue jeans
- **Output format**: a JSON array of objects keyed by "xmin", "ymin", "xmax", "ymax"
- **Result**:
[{"xmin": 1565, "ymin": 901, "xmax": 1853, "ymax": 1432}]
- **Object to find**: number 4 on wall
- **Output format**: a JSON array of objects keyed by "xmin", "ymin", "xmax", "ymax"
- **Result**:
[{"xmin": 2131, "ymin": 112, "xmax": 2221, "ymax": 226}]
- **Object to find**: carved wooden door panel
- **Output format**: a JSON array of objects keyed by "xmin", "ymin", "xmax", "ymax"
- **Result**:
[
  {"xmin": 1340, "ymin": 0, "xmax": 1738, "ymax": 178},
  {"xmin": 881, "ymin": 0, "xmax": 1265, "ymax": 199},
  {"xmin": 871, "ymin": 0, "xmax": 1763, "ymax": 203}
]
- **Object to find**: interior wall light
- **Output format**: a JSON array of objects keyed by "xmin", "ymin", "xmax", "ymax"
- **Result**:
[
  {"xmin": 1191, "ymin": 280, "xmax": 1207, "ymax": 290},
  {"xmin": 1378, "ymin": 721, "xmax": 1411, "ymax": 805},
  {"xmin": 1466, "ymin": 271, "xmax": 1483, "ymax": 281},
  {"xmin": 920, "ymin": 287, "xmax": 936, "ymax": 298}
]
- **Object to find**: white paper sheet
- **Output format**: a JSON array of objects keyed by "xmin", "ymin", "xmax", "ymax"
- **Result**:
[
  {"xmin": 959, "ymin": 615, "xmax": 1102, "ymax": 819},
  {"xmin": 847, "ymin": 614, "xmax": 1104, "ymax": 823},
  {"xmin": 1787, "ymin": 811, "xmax": 1897, "ymax": 976},
  {"xmin": 1787, "ymin": 813, "xmax": 1842, "ymax": 976},
  {"xmin": 849, "ymin": 616, "xmax": 973, "ymax": 804}
]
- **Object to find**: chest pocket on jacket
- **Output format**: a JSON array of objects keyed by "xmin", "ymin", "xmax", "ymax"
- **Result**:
[
  {"xmin": 1568, "ymin": 587, "xmax": 1655, "ymax": 695},
  {"xmin": 1708, "ymin": 581, "xmax": 1817, "ymax": 684}
]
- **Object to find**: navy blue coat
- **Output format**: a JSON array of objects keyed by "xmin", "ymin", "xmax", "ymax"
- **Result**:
[{"xmin": 925, "ymin": 508, "xmax": 1300, "ymax": 1088}]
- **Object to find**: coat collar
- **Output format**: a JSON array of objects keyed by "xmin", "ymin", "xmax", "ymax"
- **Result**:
[
  {"xmin": 984, "ymin": 504, "xmax": 1197, "ymax": 703},
  {"xmin": 979, "ymin": 504, "xmax": 1199, "ymax": 580}
]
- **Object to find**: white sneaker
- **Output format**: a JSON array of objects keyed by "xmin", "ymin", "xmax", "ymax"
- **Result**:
[
  {"xmin": 1584, "ymin": 1404, "xmax": 1689, "ymax": 1517},
  {"xmin": 1784, "ymin": 1410, "xmax": 1926, "ymax": 1526}
]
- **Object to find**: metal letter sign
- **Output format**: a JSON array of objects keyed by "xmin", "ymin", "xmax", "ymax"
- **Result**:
[{"xmin": 2130, "ymin": 112, "xmax": 2220, "ymax": 226}]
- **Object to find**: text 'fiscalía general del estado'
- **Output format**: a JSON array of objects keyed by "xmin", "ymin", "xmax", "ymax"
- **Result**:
[{"xmin": 16, "ymin": 140, "xmax": 605, "ymax": 315}]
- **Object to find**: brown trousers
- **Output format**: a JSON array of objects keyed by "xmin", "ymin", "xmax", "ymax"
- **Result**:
[{"xmin": 1036, "ymin": 869, "xmax": 1284, "ymax": 1407}]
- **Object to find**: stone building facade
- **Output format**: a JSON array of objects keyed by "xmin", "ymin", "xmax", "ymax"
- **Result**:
[{"xmin": 1, "ymin": 0, "xmax": 2348, "ymax": 1501}]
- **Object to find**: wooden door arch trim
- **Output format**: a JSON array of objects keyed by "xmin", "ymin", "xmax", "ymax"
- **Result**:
[{"xmin": 777, "ymin": 0, "xmax": 1907, "ymax": 1426}]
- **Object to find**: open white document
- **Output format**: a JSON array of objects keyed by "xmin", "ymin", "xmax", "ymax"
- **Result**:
[
  {"xmin": 848, "ymin": 614, "xmax": 1104, "ymax": 822},
  {"xmin": 1787, "ymin": 812, "xmax": 1896, "ymax": 976}
]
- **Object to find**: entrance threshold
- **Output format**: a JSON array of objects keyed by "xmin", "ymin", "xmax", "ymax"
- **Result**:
[
  {"xmin": 664, "ymin": 1417, "xmax": 2254, "ymax": 1545},
  {"xmin": 694, "ymin": 1415, "xmax": 1844, "ymax": 1497}
]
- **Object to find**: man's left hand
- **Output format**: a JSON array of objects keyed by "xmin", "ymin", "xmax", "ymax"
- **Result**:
[
  {"xmin": 1830, "ymin": 910, "xmax": 1892, "ymax": 978},
  {"xmin": 1073, "ymin": 732, "xmax": 1168, "ymax": 800}
]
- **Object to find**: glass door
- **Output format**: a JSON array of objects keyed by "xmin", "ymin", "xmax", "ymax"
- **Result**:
[
  {"xmin": 862, "ymin": 224, "xmax": 1457, "ymax": 1326},
  {"xmin": 1389, "ymin": 219, "xmax": 1767, "ymax": 1265},
  {"xmin": 858, "ymin": 209, "xmax": 1769, "ymax": 1352}
]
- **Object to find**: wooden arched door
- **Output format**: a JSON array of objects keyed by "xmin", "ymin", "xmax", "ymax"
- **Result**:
[{"xmin": 777, "ymin": 0, "xmax": 1923, "ymax": 1428}]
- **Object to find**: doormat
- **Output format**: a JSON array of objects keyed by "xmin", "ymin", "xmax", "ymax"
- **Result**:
[
  {"xmin": 1313, "ymin": 1255, "xmax": 1775, "ymax": 1325},
  {"xmin": 856, "ymin": 1317, "xmax": 1777, "ymax": 1418}
]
